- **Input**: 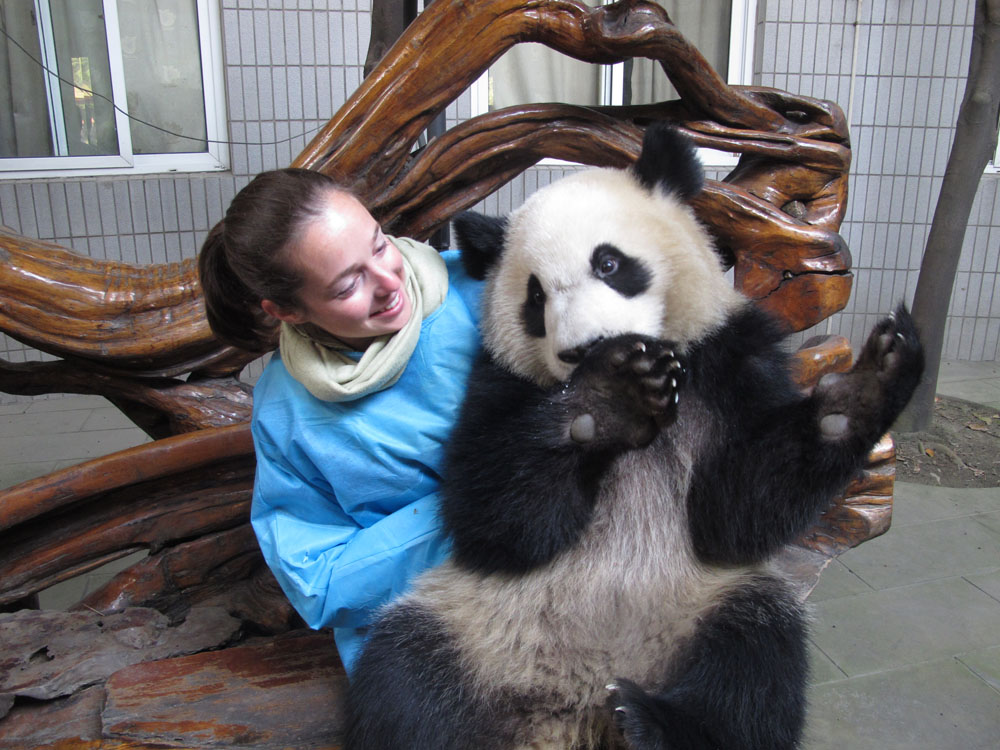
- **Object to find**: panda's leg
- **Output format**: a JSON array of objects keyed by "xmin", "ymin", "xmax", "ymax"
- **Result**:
[
  {"xmin": 610, "ymin": 576, "xmax": 808, "ymax": 750},
  {"xmin": 343, "ymin": 602, "xmax": 519, "ymax": 750}
]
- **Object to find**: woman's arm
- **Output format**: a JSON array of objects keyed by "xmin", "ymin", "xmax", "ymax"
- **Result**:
[{"xmin": 251, "ymin": 433, "xmax": 450, "ymax": 631}]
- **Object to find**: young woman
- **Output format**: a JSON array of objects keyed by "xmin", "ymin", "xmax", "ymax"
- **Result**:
[{"xmin": 198, "ymin": 168, "xmax": 482, "ymax": 673}]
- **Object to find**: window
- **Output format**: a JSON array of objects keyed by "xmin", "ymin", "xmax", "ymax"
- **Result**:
[
  {"xmin": 0, "ymin": 0, "xmax": 226, "ymax": 177},
  {"xmin": 990, "ymin": 117, "xmax": 1000, "ymax": 174},
  {"xmin": 470, "ymin": 0, "xmax": 757, "ymax": 167}
]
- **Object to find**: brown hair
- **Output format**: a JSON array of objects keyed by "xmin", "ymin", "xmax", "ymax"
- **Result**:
[{"xmin": 197, "ymin": 168, "xmax": 351, "ymax": 351}]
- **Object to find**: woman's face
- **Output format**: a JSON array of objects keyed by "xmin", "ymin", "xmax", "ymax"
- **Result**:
[{"xmin": 264, "ymin": 191, "xmax": 413, "ymax": 348}]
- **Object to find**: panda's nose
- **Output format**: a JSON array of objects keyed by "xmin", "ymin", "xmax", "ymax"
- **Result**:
[
  {"xmin": 558, "ymin": 346, "xmax": 587, "ymax": 365},
  {"xmin": 558, "ymin": 338, "xmax": 603, "ymax": 364}
]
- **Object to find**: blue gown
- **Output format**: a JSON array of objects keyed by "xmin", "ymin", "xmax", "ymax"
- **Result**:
[{"xmin": 250, "ymin": 251, "xmax": 482, "ymax": 673}]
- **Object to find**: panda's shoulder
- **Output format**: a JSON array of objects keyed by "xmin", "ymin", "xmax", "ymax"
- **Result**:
[
  {"xmin": 688, "ymin": 303, "xmax": 797, "ymax": 403},
  {"xmin": 696, "ymin": 303, "xmax": 789, "ymax": 359}
]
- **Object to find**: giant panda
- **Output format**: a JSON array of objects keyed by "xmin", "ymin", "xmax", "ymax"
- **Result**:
[{"xmin": 343, "ymin": 124, "xmax": 923, "ymax": 750}]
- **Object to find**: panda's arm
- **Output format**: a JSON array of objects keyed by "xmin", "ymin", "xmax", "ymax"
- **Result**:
[
  {"xmin": 441, "ymin": 352, "xmax": 614, "ymax": 575},
  {"xmin": 685, "ymin": 304, "xmax": 922, "ymax": 566}
]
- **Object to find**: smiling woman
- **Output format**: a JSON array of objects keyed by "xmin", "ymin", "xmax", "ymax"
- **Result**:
[
  {"xmin": 261, "ymin": 193, "xmax": 415, "ymax": 350},
  {"xmin": 197, "ymin": 167, "xmax": 483, "ymax": 673}
]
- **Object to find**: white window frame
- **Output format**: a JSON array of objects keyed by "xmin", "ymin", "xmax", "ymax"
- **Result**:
[
  {"xmin": 470, "ymin": 0, "xmax": 757, "ymax": 169},
  {"xmin": 0, "ymin": 0, "xmax": 228, "ymax": 178},
  {"xmin": 989, "ymin": 121, "xmax": 1000, "ymax": 174}
]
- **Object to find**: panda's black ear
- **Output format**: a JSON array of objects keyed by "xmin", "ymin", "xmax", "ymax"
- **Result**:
[
  {"xmin": 452, "ymin": 211, "xmax": 508, "ymax": 280},
  {"xmin": 632, "ymin": 123, "xmax": 704, "ymax": 202}
]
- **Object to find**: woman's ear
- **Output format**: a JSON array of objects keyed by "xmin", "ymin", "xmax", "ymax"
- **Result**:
[{"xmin": 261, "ymin": 298, "xmax": 306, "ymax": 324}]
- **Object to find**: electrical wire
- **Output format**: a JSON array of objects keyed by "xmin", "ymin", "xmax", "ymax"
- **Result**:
[{"xmin": 0, "ymin": 22, "xmax": 324, "ymax": 148}]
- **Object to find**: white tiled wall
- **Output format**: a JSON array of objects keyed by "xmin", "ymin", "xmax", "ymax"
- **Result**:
[
  {"xmin": 1, "ymin": 0, "xmax": 997, "ymax": 406},
  {"xmin": 758, "ymin": 0, "xmax": 998, "ymax": 358}
]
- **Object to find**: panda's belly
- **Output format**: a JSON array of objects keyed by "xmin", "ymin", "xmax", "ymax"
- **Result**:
[{"xmin": 409, "ymin": 423, "xmax": 752, "ymax": 702}]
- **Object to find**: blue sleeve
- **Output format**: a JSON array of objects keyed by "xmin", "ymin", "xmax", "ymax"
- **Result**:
[{"xmin": 251, "ymin": 426, "xmax": 450, "ymax": 632}]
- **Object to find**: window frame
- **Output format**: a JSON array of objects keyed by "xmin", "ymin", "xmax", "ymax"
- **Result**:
[
  {"xmin": 469, "ymin": 0, "xmax": 758, "ymax": 169},
  {"xmin": 0, "ymin": 0, "xmax": 228, "ymax": 179},
  {"xmin": 989, "ymin": 120, "xmax": 1000, "ymax": 174}
]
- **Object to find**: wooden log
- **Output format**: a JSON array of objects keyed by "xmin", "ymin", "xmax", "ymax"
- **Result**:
[
  {"xmin": 0, "ymin": 230, "xmax": 258, "ymax": 379},
  {"xmin": 295, "ymin": 0, "xmax": 830, "ymax": 188},
  {"xmin": 0, "ymin": 358, "xmax": 253, "ymax": 438},
  {"xmin": 790, "ymin": 335, "xmax": 854, "ymax": 390},
  {"xmin": 101, "ymin": 629, "xmax": 346, "ymax": 749},
  {"xmin": 77, "ymin": 526, "xmax": 298, "ymax": 635},
  {"xmin": 797, "ymin": 433, "xmax": 897, "ymax": 556},
  {"xmin": 0, "ymin": 685, "xmax": 105, "ymax": 746},
  {"xmin": 0, "ymin": 0, "xmax": 854, "ymax": 427},
  {"xmin": 0, "ymin": 607, "xmax": 241, "ymax": 707},
  {"xmin": 0, "ymin": 425, "xmax": 254, "ymax": 606}
]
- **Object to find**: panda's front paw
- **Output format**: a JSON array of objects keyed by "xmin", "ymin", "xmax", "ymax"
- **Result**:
[
  {"xmin": 607, "ymin": 680, "xmax": 671, "ymax": 749},
  {"xmin": 566, "ymin": 335, "xmax": 685, "ymax": 449},
  {"xmin": 814, "ymin": 304, "xmax": 923, "ymax": 442}
]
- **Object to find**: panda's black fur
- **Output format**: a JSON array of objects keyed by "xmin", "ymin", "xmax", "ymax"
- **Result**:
[{"xmin": 343, "ymin": 125, "xmax": 924, "ymax": 750}]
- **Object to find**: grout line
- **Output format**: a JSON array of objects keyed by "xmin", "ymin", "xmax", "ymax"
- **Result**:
[
  {"xmin": 963, "ymin": 575, "xmax": 1000, "ymax": 606},
  {"xmin": 807, "ymin": 638, "xmax": 850, "ymax": 682},
  {"xmin": 953, "ymin": 655, "xmax": 1000, "ymax": 697}
]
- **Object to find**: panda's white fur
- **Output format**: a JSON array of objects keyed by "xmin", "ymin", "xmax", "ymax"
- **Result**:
[
  {"xmin": 343, "ymin": 125, "xmax": 924, "ymax": 750},
  {"xmin": 482, "ymin": 167, "xmax": 743, "ymax": 385}
]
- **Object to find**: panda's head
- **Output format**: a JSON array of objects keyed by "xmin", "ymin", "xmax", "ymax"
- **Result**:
[{"xmin": 454, "ymin": 125, "xmax": 744, "ymax": 386}]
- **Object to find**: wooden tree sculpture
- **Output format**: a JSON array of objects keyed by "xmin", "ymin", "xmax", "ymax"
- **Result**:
[{"xmin": 0, "ymin": 1, "xmax": 891, "ymax": 746}]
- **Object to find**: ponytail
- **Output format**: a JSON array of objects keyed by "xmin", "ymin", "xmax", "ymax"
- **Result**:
[{"xmin": 198, "ymin": 221, "xmax": 276, "ymax": 352}]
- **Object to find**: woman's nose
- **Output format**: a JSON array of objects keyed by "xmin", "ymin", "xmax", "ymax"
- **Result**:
[{"xmin": 371, "ymin": 259, "xmax": 401, "ymax": 294}]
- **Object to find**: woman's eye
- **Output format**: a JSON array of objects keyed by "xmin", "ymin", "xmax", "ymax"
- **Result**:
[{"xmin": 335, "ymin": 278, "xmax": 359, "ymax": 298}]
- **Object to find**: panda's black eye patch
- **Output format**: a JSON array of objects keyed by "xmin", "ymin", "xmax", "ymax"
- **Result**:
[
  {"xmin": 590, "ymin": 243, "xmax": 651, "ymax": 298},
  {"xmin": 521, "ymin": 273, "xmax": 546, "ymax": 338}
]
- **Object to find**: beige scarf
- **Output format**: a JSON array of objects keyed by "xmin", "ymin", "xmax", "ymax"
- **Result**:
[{"xmin": 279, "ymin": 236, "xmax": 449, "ymax": 402}]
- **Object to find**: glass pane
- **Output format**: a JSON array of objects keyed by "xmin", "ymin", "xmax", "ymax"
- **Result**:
[
  {"xmin": 628, "ymin": 0, "xmax": 731, "ymax": 105},
  {"xmin": 489, "ymin": 0, "xmax": 604, "ymax": 110},
  {"xmin": 1, "ymin": 1, "xmax": 55, "ymax": 157},
  {"xmin": 50, "ymin": 0, "xmax": 118, "ymax": 155},
  {"xmin": 117, "ymin": 0, "xmax": 206, "ymax": 154},
  {"xmin": 0, "ymin": 4, "xmax": 46, "ymax": 157}
]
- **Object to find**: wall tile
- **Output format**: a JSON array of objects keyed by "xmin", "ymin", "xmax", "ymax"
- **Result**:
[
  {"xmin": 80, "ymin": 183, "xmax": 102, "ymax": 237},
  {"xmin": 159, "ymin": 179, "xmax": 179, "ymax": 233},
  {"xmin": 300, "ymin": 11, "xmax": 316, "ymax": 65},
  {"xmin": 253, "ymin": 9, "xmax": 272, "ymax": 66},
  {"xmin": 31, "ymin": 184, "xmax": 53, "ymax": 238},
  {"xmin": 238, "ymin": 8, "xmax": 256, "ymax": 65},
  {"xmin": 12, "ymin": 185, "xmax": 36, "ymax": 239},
  {"xmin": 284, "ymin": 11, "xmax": 301, "ymax": 64}
]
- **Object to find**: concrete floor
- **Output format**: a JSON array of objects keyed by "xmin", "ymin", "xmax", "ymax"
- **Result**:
[{"xmin": 1, "ymin": 359, "xmax": 998, "ymax": 748}]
